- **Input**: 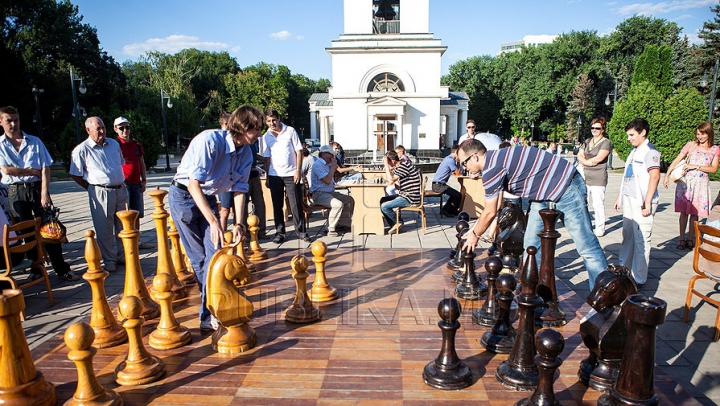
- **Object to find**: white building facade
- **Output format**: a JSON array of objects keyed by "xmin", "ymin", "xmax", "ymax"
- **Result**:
[{"xmin": 308, "ymin": 0, "xmax": 468, "ymax": 153}]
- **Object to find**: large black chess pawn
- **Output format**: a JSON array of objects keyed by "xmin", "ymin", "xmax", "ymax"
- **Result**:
[
  {"xmin": 422, "ymin": 297, "xmax": 473, "ymax": 390},
  {"xmin": 455, "ymin": 250, "xmax": 487, "ymax": 300},
  {"xmin": 448, "ymin": 220, "xmax": 469, "ymax": 276},
  {"xmin": 535, "ymin": 208, "xmax": 566, "ymax": 328},
  {"xmin": 449, "ymin": 212, "xmax": 470, "ymax": 258},
  {"xmin": 515, "ymin": 328, "xmax": 565, "ymax": 406},
  {"xmin": 496, "ymin": 246, "xmax": 543, "ymax": 391},
  {"xmin": 481, "ymin": 272, "xmax": 517, "ymax": 353},
  {"xmin": 598, "ymin": 294, "xmax": 667, "ymax": 406},
  {"xmin": 473, "ymin": 256, "xmax": 504, "ymax": 326}
]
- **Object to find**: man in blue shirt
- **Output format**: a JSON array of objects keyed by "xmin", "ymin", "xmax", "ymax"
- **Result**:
[
  {"xmin": 431, "ymin": 145, "xmax": 461, "ymax": 217},
  {"xmin": 310, "ymin": 145, "xmax": 354, "ymax": 237}
]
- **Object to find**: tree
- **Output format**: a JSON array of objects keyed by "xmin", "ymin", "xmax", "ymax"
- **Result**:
[
  {"xmin": 631, "ymin": 44, "xmax": 673, "ymax": 94},
  {"xmin": 224, "ymin": 63, "xmax": 290, "ymax": 117}
]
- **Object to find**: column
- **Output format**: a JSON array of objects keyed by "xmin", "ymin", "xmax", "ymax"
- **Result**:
[{"xmin": 309, "ymin": 110, "xmax": 318, "ymax": 141}]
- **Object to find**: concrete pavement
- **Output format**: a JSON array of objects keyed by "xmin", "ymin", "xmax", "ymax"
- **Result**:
[{"xmin": 14, "ymin": 156, "xmax": 720, "ymax": 405}]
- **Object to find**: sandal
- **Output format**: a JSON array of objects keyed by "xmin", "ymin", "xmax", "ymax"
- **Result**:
[
  {"xmin": 686, "ymin": 239, "xmax": 695, "ymax": 250},
  {"xmin": 677, "ymin": 240, "xmax": 686, "ymax": 250}
]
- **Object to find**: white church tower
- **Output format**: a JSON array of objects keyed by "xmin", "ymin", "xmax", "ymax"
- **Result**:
[{"xmin": 309, "ymin": 0, "xmax": 468, "ymax": 154}]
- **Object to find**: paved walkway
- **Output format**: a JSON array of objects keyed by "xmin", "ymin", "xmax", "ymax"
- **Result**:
[{"xmin": 15, "ymin": 156, "xmax": 720, "ymax": 405}]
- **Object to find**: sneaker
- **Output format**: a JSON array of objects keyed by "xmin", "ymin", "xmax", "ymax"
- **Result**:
[
  {"xmin": 138, "ymin": 242, "xmax": 155, "ymax": 250},
  {"xmin": 273, "ymin": 234, "xmax": 285, "ymax": 244},
  {"xmin": 327, "ymin": 230, "xmax": 340, "ymax": 237},
  {"xmin": 200, "ymin": 316, "xmax": 220, "ymax": 332},
  {"xmin": 302, "ymin": 235, "xmax": 313, "ymax": 243},
  {"xmin": 58, "ymin": 272, "xmax": 80, "ymax": 281}
]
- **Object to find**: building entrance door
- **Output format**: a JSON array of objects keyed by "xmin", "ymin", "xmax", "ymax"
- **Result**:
[{"xmin": 374, "ymin": 118, "xmax": 396, "ymax": 153}]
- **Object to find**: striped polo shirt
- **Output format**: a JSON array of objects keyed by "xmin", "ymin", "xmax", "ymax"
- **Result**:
[
  {"xmin": 394, "ymin": 160, "xmax": 422, "ymax": 205},
  {"xmin": 482, "ymin": 146, "xmax": 576, "ymax": 202}
]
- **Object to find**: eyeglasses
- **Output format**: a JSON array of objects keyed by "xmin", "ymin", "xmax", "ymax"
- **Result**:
[
  {"xmin": 461, "ymin": 153, "xmax": 476, "ymax": 168},
  {"xmin": 117, "ymin": 126, "xmax": 130, "ymax": 131},
  {"xmin": 590, "ymin": 127, "xmax": 603, "ymax": 131},
  {"xmin": 466, "ymin": 126, "xmax": 475, "ymax": 129}
]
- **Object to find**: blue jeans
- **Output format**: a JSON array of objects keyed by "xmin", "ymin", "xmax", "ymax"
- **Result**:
[
  {"xmin": 380, "ymin": 195, "xmax": 410, "ymax": 227},
  {"xmin": 125, "ymin": 182, "xmax": 144, "ymax": 218},
  {"xmin": 168, "ymin": 185, "xmax": 218, "ymax": 323},
  {"xmin": 524, "ymin": 173, "xmax": 608, "ymax": 290}
]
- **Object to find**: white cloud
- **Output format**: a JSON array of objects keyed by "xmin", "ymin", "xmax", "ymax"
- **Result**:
[
  {"xmin": 616, "ymin": 0, "xmax": 716, "ymax": 16},
  {"xmin": 685, "ymin": 30, "xmax": 702, "ymax": 45},
  {"xmin": 270, "ymin": 30, "xmax": 303, "ymax": 40},
  {"xmin": 122, "ymin": 35, "xmax": 235, "ymax": 56}
]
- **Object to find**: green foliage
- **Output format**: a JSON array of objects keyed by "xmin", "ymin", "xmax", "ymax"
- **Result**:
[
  {"xmin": 631, "ymin": 44, "xmax": 673, "ymax": 95},
  {"xmin": 224, "ymin": 63, "xmax": 290, "ymax": 117},
  {"xmin": 607, "ymin": 82, "xmax": 666, "ymax": 160}
]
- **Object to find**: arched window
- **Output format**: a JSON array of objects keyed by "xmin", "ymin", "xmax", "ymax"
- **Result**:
[{"xmin": 367, "ymin": 73, "xmax": 405, "ymax": 92}]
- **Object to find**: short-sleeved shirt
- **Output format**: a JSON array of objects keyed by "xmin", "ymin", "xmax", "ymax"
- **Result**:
[
  {"xmin": 117, "ymin": 137, "xmax": 145, "ymax": 184},
  {"xmin": 260, "ymin": 123, "xmax": 302, "ymax": 177},
  {"xmin": 581, "ymin": 137, "xmax": 612, "ymax": 187},
  {"xmin": 302, "ymin": 154, "xmax": 316, "ymax": 188},
  {"xmin": 173, "ymin": 129, "xmax": 251, "ymax": 195},
  {"xmin": 621, "ymin": 139, "xmax": 660, "ymax": 202},
  {"xmin": 0, "ymin": 132, "xmax": 53, "ymax": 184},
  {"xmin": 69, "ymin": 137, "xmax": 126, "ymax": 186},
  {"xmin": 393, "ymin": 160, "xmax": 421, "ymax": 205},
  {"xmin": 482, "ymin": 146, "xmax": 576, "ymax": 202},
  {"xmin": 310, "ymin": 158, "xmax": 334, "ymax": 194},
  {"xmin": 433, "ymin": 155, "xmax": 458, "ymax": 184},
  {"xmin": 458, "ymin": 132, "xmax": 502, "ymax": 151}
]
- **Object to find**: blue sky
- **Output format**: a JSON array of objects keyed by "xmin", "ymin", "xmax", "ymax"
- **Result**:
[{"xmin": 70, "ymin": 0, "xmax": 716, "ymax": 81}]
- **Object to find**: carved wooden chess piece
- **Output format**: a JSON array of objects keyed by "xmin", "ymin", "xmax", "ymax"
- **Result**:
[
  {"xmin": 117, "ymin": 210, "xmax": 159, "ymax": 320},
  {"xmin": 0, "ymin": 289, "xmax": 57, "ymax": 405},
  {"xmin": 578, "ymin": 265, "xmax": 638, "ymax": 391},
  {"xmin": 454, "ymin": 249, "xmax": 487, "ymax": 300},
  {"xmin": 63, "ymin": 322, "xmax": 122, "ymax": 406},
  {"xmin": 447, "ymin": 219, "xmax": 469, "ymax": 273},
  {"xmin": 285, "ymin": 255, "xmax": 322, "ymax": 323},
  {"xmin": 598, "ymin": 294, "xmax": 667, "ymax": 406},
  {"xmin": 496, "ymin": 199, "xmax": 526, "ymax": 272},
  {"xmin": 473, "ymin": 256, "xmax": 504, "ymax": 327},
  {"xmin": 224, "ymin": 232, "xmax": 255, "ymax": 273},
  {"xmin": 168, "ymin": 217, "xmax": 197, "ymax": 285},
  {"xmin": 448, "ymin": 212, "xmax": 470, "ymax": 258},
  {"xmin": 308, "ymin": 241, "xmax": 338, "ymax": 301},
  {"xmin": 247, "ymin": 214, "xmax": 268, "ymax": 260},
  {"xmin": 496, "ymin": 246, "xmax": 543, "ymax": 391},
  {"xmin": 423, "ymin": 297, "xmax": 473, "ymax": 390},
  {"xmin": 114, "ymin": 295, "xmax": 165, "ymax": 385},
  {"xmin": 83, "ymin": 230, "xmax": 127, "ymax": 348},
  {"xmin": 535, "ymin": 208, "xmax": 566, "ymax": 327},
  {"xmin": 206, "ymin": 247, "xmax": 256, "ymax": 353},
  {"xmin": 515, "ymin": 328, "xmax": 565, "ymax": 406},
  {"xmin": 451, "ymin": 225, "xmax": 471, "ymax": 283},
  {"xmin": 148, "ymin": 188, "xmax": 187, "ymax": 301},
  {"xmin": 149, "ymin": 273, "xmax": 192, "ymax": 350},
  {"xmin": 480, "ymin": 273, "xmax": 517, "ymax": 353}
]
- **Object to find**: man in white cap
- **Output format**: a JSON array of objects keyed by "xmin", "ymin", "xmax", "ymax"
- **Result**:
[
  {"xmin": 310, "ymin": 145, "xmax": 354, "ymax": 237},
  {"xmin": 113, "ymin": 117, "xmax": 152, "ymax": 249}
]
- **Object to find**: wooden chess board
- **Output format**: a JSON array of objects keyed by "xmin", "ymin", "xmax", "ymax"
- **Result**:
[{"xmin": 31, "ymin": 249, "xmax": 698, "ymax": 405}]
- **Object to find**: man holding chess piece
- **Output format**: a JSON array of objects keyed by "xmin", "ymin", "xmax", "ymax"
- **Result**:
[
  {"xmin": 168, "ymin": 106, "xmax": 263, "ymax": 332},
  {"xmin": 70, "ymin": 117, "xmax": 128, "ymax": 273},
  {"xmin": 458, "ymin": 138, "xmax": 607, "ymax": 290},
  {"xmin": 0, "ymin": 106, "xmax": 78, "ymax": 281},
  {"xmin": 310, "ymin": 145, "xmax": 354, "ymax": 237}
]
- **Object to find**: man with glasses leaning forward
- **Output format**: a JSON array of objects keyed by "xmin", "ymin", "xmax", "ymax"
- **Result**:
[
  {"xmin": 458, "ymin": 139, "xmax": 608, "ymax": 290},
  {"xmin": 113, "ymin": 117, "xmax": 153, "ymax": 249}
]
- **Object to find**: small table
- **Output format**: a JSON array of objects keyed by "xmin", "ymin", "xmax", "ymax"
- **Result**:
[
  {"xmin": 360, "ymin": 170, "xmax": 386, "ymax": 181},
  {"xmin": 260, "ymin": 177, "xmax": 288, "ymax": 222},
  {"xmin": 457, "ymin": 176, "xmax": 486, "ymax": 219},
  {"xmin": 337, "ymin": 180, "xmax": 389, "ymax": 235}
]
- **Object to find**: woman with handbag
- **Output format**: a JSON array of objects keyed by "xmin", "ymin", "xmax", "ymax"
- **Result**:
[
  {"xmin": 663, "ymin": 122, "xmax": 719, "ymax": 249},
  {"xmin": 577, "ymin": 117, "xmax": 613, "ymax": 237}
]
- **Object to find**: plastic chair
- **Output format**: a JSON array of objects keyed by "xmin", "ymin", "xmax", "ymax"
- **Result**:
[
  {"xmin": 396, "ymin": 175, "xmax": 428, "ymax": 234},
  {"xmin": 0, "ymin": 218, "xmax": 56, "ymax": 319},
  {"xmin": 683, "ymin": 222, "xmax": 720, "ymax": 341}
]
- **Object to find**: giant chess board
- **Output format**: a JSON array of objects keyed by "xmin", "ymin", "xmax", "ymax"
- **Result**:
[{"xmin": 31, "ymin": 248, "xmax": 698, "ymax": 405}]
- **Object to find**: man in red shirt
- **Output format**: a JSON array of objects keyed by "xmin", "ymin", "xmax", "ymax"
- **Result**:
[{"xmin": 114, "ymin": 117, "xmax": 153, "ymax": 249}]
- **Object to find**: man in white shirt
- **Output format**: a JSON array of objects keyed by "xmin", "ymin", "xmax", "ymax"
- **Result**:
[
  {"xmin": 260, "ymin": 109, "xmax": 310, "ymax": 244},
  {"xmin": 458, "ymin": 120, "xmax": 502, "ymax": 150},
  {"xmin": 310, "ymin": 145, "xmax": 354, "ymax": 237}
]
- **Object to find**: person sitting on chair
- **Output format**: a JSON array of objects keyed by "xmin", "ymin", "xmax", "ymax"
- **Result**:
[
  {"xmin": 310, "ymin": 145, "xmax": 355, "ymax": 237},
  {"xmin": 380, "ymin": 150, "xmax": 421, "ymax": 234},
  {"xmin": 432, "ymin": 145, "xmax": 462, "ymax": 217}
]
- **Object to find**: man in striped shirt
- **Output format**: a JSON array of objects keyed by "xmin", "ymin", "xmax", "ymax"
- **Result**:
[
  {"xmin": 380, "ymin": 150, "xmax": 421, "ymax": 234},
  {"xmin": 458, "ymin": 139, "xmax": 607, "ymax": 289}
]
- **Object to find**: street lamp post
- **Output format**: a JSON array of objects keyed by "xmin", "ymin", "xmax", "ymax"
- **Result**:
[
  {"xmin": 701, "ymin": 58, "xmax": 719, "ymax": 123},
  {"xmin": 530, "ymin": 121, "xmax": 535, "ymax": 142},
  {"xmin": 31, "ymin": 86, "xmax": 44, "ymax": 140},
  {"xmin": 605, "ymin": 82, "xmax": 617, "ymax": 111},
  {"xmin": 576, "ymin": 114, "xmax": 583, "ymax": 144},
  {"xmin": 161, "ymin": 89, "xmax": 173, "ymax": 171},
  {"xmin": 70, "ymin": 68, "xmax": 87, "ymax": 143}
]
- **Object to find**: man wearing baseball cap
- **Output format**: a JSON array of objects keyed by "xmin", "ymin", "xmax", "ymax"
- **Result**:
[
  {"xmin": 310, "ymin": 145, "xmax": 354, "ymax": 237},
  {"xmin": 114, "ymin": 117, "xmax": 152, "ymax": 249}
]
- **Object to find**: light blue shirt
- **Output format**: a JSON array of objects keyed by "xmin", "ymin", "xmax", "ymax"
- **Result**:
[
  {"xmin": 310, "ymin": 158, "xmax": 334, "ymax": 194},
  {"xmin": 69, "ymin": 137, "xmax": 126, "ymax": 186},
  {"xmin": 0, "ymin": 132, "xmax": 53, "ymax": 184},
  {"xmin": 173, "ymin": 129, "xmax": 251, "ymax": 195},
  {"xmin": 432, "ymin": 154, "xmax": 458, "ymax": 184}
]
